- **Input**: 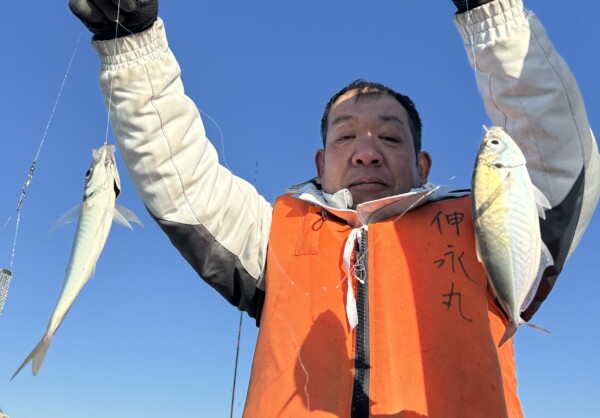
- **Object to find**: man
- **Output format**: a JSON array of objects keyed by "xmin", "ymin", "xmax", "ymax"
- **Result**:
[{"xmin": 68, "ymin": 0, "xmax": 599, "ymax": 416}]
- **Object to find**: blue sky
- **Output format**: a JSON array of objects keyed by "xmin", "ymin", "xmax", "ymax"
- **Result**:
[{"xmin": 0, "ymin": 1, "xmax": 598, "ymax": 417}]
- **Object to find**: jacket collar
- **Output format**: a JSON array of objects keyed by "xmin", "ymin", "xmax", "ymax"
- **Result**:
[{"xmin": 288, "ymin": 179, "xmax": 470, "ymax": 228}]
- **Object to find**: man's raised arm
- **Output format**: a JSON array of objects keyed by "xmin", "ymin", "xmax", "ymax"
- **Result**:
[
  {"xmin": 68, "ymin": 0, "xmax": 273, "ymax": 320},
  {"xmin": 453, "ymin": 0, "xmax": 599, "ymax": 319}
]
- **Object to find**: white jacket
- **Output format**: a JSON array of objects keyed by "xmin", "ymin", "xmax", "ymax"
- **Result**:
[{"xmin": 92, "ymin": 0, "xmax": 599, "ymax": 321}]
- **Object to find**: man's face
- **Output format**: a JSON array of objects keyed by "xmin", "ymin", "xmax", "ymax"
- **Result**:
[{"xmin": 315, "ymin": 90, "xmax": 431, "ymax": 208}]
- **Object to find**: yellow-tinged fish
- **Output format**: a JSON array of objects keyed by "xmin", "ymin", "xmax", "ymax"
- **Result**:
[
  {"xmin": 12, "ymin": 144, "xmax": 142, "ymax": 379},
  {"xmin": 472, "ymin": 127, "xmax": 553, "ymax": 347}
]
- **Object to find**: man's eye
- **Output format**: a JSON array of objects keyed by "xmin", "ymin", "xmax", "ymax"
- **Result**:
[
  {"xmin": 381, "ymin": 136, "xmax": 401, "ymax": 143},
  {"xmin": 338, "ymin": 135, "xmax": 355, "ymax": 141}
]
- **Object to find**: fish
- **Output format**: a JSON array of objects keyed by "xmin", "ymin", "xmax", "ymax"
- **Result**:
[
  {"xmin": 11, "ymin": 144, "xmax": 142, "ymax": 379},
  {"xmin": 471, "ymin": 127, "xmax": 553, "ymax": 347}
]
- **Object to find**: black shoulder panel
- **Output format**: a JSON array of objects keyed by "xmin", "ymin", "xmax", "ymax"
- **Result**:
[
  {"xmin": 150, "ymin": 211, "xmax": 265, "ymax": 324},
  {"xmin": 522, "ymin": 168, "xmax": 585, "ymax": 322}
]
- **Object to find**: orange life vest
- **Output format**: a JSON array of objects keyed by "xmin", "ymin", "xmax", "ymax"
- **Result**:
[{"xmin": 244, "ymin": 194, "xmax": 523, "ymax": 418}]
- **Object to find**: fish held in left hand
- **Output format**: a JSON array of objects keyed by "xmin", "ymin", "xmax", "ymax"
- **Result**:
[
  {"xmin": 11, "ymin": 144, "xmax": 142, "ymax": 380},
  {"xmin": 472, "ymin": 127, "xmax": 553, "ymax": 347}
]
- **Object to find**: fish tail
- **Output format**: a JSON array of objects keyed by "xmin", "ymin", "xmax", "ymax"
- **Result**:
[
  {"xmin": 10, "ymin": 333, "xmax": 52, "ymax": 380},
  {"xmin": 497, "ymin": 320, "xmax": 550, "ymax": 348},
  {"xmin": 498, "ymin": 320, "xmax": 518, "ymax": 347}
]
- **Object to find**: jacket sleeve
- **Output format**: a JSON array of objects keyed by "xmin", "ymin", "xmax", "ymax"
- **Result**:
[
  {"xmin": 454, "ymin": 0, "xmax": 600, "ymax": 320},
  {"xmin": 92, "ymin": 19, "xmax": 271, "ymax": 320}
]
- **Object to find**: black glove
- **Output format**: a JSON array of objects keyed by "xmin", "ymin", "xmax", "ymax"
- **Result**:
[
  {"xmin": 452, "ymin": 0, "xmax": 495, "ymax": 13},
  {"xmin": 68, "ymin": 0, "xmax": 158, "ymax": 40}
]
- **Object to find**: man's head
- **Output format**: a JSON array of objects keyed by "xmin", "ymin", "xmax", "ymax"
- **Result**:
[
  {"xmin": 321, "ymin": 80, "xmax": 423, "ymax": 154},
  {"xmin": 316, "ymin": 80, "xmax": 431, "ymax": 207}
]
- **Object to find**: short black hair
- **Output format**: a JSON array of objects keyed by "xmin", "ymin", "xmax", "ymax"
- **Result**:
[{"xmin": 320, "ymin": 79, "xmax": 423, "ymax": 154}]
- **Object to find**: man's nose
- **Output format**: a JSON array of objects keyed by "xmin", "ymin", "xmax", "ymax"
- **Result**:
[{"xmin": 352, "ymin": 135, "xmax": 383, "ymax": 166}]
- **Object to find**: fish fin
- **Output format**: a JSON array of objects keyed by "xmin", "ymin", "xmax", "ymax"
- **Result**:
[
  {"xmin": 11, "ymin": 333, "xmax": 52, "ymax": 380},
  {"xmin": 47, "ymin": 204, "xmax": 83, "ymax": 236},
  {"xmin": 113, "ymin": 205, "xmax": 143, "ymax": 230},
  {"xmin": 114, "ymin": 205, "xmax": 144, "ymax": 229},
  {"xmin": 521, "ymin": 241, "xmax": 554, "ymax": 313},
  {"xmin": 523, "ymin": 322, "xmax": 550, "ymax": 334},
  {"xmin": 532, "ymin": 184, "xmax": 551, "ymax": 219},
  {"xmin": 498, "ymin": 320, "xmax": 518, "ymax": 347}
]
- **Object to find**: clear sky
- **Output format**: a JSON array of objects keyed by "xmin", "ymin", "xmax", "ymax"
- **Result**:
[{"xmin": 0, "ymin": 1, "xmax": 598, "ymax": 417}]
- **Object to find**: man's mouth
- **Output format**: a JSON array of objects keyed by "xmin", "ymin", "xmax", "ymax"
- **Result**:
[{"xmin": 349, "ymin": 177, "xmax": 387, "ymax": 190}]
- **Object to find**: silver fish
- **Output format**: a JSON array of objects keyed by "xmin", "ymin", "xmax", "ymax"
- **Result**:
[
  {"xmin": 472, "ymin": 127, "xmax": 553, "ymax": 347},
  {"xmin": 12, "ymin": 144, "xmax": 142, "ymax": 379}
]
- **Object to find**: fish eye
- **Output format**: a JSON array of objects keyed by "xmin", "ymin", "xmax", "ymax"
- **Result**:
[{"xmin": 486, "ymin": 138, "xmax": 502, "ymax": 147}]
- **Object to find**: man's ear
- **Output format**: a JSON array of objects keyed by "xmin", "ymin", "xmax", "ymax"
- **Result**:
[
  {"xmin": 315, "ymin": 149, "xmax": 325, "ymax": 185},
  {"xmin": 417, "ymin": 151, "xmax": 432, "ymax": 185}
]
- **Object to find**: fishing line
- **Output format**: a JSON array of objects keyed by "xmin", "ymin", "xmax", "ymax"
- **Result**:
[
  {"xmin": 108, "ymin": 19, "xmax": 262, "ymax": 228},
  {"xmin": 2, "ymin": 1, "xmax": 123, "ymax": 316},
  {"xmin": 148, "ymin": 62, "xmax": 272, "ymax": 240},
  {"xmin": 229, "ymin": 305, "xmax": 244, "ymax": 418},
  {"xmin": 0, "ymin": 32, "xmax": 83, "ymax": 318},
  {"xmin": 199, "ymin": 109, "xmax": 231, "ymax": 170},
  {"xmin": 103, "ymin": 0, "xmax": 124, "ymax": 146},
  {"xmin": 464, "ymin": 3, "xmax": 482, "ymax": 98},
  {"xmin": 229, "ymin": 161, "xmax": 258, "ymax": 418},
  {"xmin": 287, "ymin": 325, "xmax": 311, "ymax": 412}
]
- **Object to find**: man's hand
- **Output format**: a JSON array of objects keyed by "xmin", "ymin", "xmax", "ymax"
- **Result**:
[
  {"xmin": 452, "ymin": 0, "xmax": 495, "ymax": 13},
  {"xmin": 68, "ymin": 0, "xmax": 158, "ymax": 40}
]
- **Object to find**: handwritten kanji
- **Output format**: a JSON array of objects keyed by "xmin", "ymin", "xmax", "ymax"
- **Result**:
[
  {"xmin": 445, "ymin": 211, "xmax": 464, "ymax": 236},
  {"xmin": 430, "ymin": 211, "xmax": 465, "ymax": 237},
  {"xmin": 433, "ymin": 244, "xmax": 474, "ymax": 282},
  {"xmin": 431, "ymin": 211, "xmax": 443, "ymax": 234},
  {"xmin": 442, "ymin": 282, "xmax": 472, "ymax": 323}
]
